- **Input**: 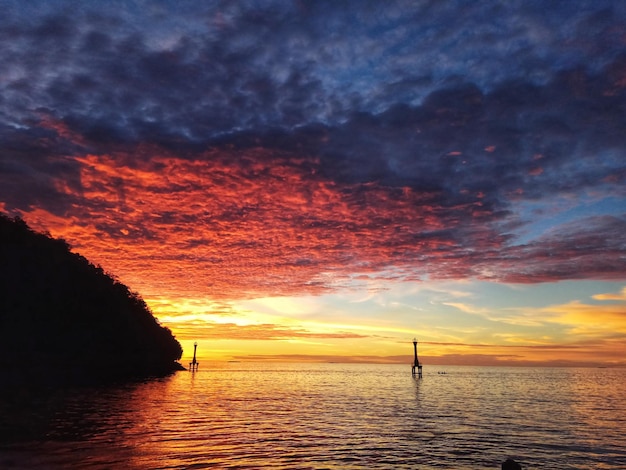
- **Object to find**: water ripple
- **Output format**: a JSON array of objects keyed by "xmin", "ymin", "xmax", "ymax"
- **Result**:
[{"xmin": 1, "ymin": 364, "xmax": 625, "ymax": 469}]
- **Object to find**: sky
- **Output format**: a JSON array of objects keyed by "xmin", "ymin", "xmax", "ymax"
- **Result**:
[{"xmin": 1, "ymin": 0, "xmax": 625, "ymax": 367}]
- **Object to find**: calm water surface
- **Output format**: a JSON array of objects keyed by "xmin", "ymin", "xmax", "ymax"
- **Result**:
[{"xmin": 1, "ymin": 363, "xmax": 625, "ymax": 469}]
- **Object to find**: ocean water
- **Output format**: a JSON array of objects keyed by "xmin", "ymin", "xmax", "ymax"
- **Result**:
[{"xmin": 1, "ymin": 363, "xmax": 625, "ymax": 469}]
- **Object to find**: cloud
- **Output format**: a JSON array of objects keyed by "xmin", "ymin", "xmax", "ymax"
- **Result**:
[
  {"xmin": 1, "ymin": 0, "xmax": 625, "ymax": 302},
  {"xmin": 593, "ymin": 286, "xmax": 626, "ymax": 301},
  {"xmin": 165, "ymin": 320, "xmax": 368, "ymax": 342},
  {"xmin": 488, "ymin": 215, "xmax": 626, "ymax": 283},
  {"xmin": 2, "ymin": 0, "xmax": 625, "ymax": 139},
  {"xmin": 5, "ymin": 137, "xmax": 625, "ymax": 301},
  {"xmin": 230, "ymin": 354, "xmax": 410, "ymax": 364},
  {"xmin": 540, "ymin": 299, "xmax": 626, "ymax": 336},
  {"xmin": 6, "ymin": 52, "xmax": 625, "ymax": 208}
]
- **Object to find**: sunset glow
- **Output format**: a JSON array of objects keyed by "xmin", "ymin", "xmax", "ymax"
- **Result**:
[{"xmin": 1, "ymin": 1, "xmax": 625, "ymax": 367}]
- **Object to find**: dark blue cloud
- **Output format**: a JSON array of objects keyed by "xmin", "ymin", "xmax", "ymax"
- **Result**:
[{"xmin": 1, "ymin": 0, "xmax": 624, "ymax": 136}]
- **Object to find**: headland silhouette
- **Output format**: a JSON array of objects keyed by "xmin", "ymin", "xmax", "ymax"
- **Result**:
[{"xmin": 0, "ymin": 214, "xmax": 184, "ymax": 385}]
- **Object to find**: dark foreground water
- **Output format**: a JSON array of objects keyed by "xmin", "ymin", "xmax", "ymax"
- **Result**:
[{"xmin": 1, "ymin": 363, "xmax": 625, "ymax": 469}]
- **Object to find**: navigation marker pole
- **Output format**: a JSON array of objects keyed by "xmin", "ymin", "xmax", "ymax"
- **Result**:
[
  {"xmin": 411, "ymin": 337, "xmax": 422, "ymax": 378},
  {"xmin": 190, "ymin": 341, "xmax": 199, "ymax": 371}
]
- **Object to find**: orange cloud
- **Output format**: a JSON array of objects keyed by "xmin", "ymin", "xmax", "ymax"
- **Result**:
[
  {"xmin": 593, "ymin": 287, "xmax": 626, "ymax": 301},
  {"xmin": 171, "ymin": 321, "xmax": 368, "ymax": 341},
  {"xmin": 21, "ymin": 145, "xmax": 475, "ymax": 301}
]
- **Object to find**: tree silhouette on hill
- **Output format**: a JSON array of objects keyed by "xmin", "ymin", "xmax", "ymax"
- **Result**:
[{"xmin": 0, "ymin": 213, "xmax": 183, "ymax": 384}]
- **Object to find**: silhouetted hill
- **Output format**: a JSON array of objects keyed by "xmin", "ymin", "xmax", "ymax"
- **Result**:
[{"xmin": 0, "ymin": 214, "xmax": 184, "ymax": 385}]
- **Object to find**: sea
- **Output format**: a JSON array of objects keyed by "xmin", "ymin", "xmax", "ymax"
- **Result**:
[{"xmin": 1, "ymin": 363, "xmax": 625, "ymax": 469}]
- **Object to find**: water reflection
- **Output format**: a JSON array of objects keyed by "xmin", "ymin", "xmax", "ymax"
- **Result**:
[
  {"xmin": 1, "ymin": 376, "xmax": 179, "ymax": 467},
  {"xmin": 1, "ymin": 365, "xmax": 625, "ymax": 469}
]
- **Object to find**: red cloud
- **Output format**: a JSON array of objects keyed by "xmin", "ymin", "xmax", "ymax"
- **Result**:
[
  {"xmin": 17, "ymin": 142, "xmax": 625, "ymax": 301},
  {"xmin": 23, "ymin": 145, "xmax": 490, "ymax": 299}
]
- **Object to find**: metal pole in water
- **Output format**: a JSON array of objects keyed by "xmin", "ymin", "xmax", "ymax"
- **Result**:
[
  {"xmin": 412, "ymin": 337, "xmax": 422, "ymax": 378},
  {"xmin": 190, "ymin": 341, "xmax": 199, "ymax": 371}
]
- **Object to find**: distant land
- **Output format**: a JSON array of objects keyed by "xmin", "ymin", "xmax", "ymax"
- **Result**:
[{"xmin": 0, "ymin": 213, "xmax": 184, "ymax": 385}]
